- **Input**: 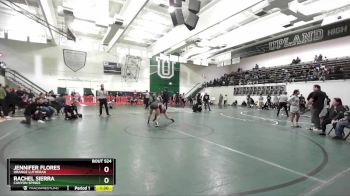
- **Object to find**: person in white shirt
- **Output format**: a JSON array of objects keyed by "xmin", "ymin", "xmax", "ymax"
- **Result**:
[
  {"xmin": 258, "ymin": 94, "xmax": 264, "ymax": 109},
  {"xmin": 144, "ymin": 90, "xmax": 150, "ymax": 109},
  {"xmin": 288, "ymin": 90, "xmax": 301, "ymax": 128},
  {"xmin": 277, "ymin": 92, "xmax": 289, "ymax": 117},
  {"xmin": 96, "ymin": 84, "xmax": 110, "ymax": 116},
  {"xmin": 272, "ymin": 95, "xmax": 279, "ymax": 109}
]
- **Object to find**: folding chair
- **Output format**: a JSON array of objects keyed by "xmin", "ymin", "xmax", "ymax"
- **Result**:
[
  {"xmin": 344, "ymin": 127, "xmax": 350, "ymax": 140},
  {"xmin": 327, "ymin": 127, "xmax": 334, "ymax": 135},
  {"xmin": 328, "ymin": 125, "xmax": 350, "ymax": 140}
]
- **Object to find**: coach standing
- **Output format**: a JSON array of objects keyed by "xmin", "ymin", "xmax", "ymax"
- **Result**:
[
  {"xmin": 97, "ymin": 84, "xmax": 110, "ymax": 116},
  {"xmin": 307, "ymin": 84, "xmax": 328, "ymax": 131}
]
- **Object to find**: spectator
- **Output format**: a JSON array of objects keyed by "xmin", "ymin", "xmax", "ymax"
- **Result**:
[
  {"xmin": 258, "ymin": 94, "xmax": 264, "ymax": 109},
  {"xmin": 314, "ymin": 55, "xmax": 318, "ymax": 63},
  {"xmin": 218, "ymin": 94, "xmax": 223, "ymax": 106},
  {"xmin": 162, "ymin": 88, "xmax": 169, "ymax": 109},
  {"xmin": 266, "ymin": 94, "xmax": 272, "ymax": 108},
  {"xmin": 144, "ymin": 90, "xmax": 150, "ymax": 109},
  {"xmin": 55, "ymin": 94, "xmax": 67, "ymax": 115},
  {"xmin": 272, "ymin": 95, "xmax": 279, "ymax": 109},
  {"xmin": 232, "ymin": 100, "xmax": 238, "ymax": 106},
  {"xmin": 318, "ymin": 54, "xmax": 323, "ymax": 62},
  {"xmin": 0, "ymin": 84, "xmax": 6, "ymax": 118},
  {"xmin": 277, "ymin": 92, "xmax": 289, "ymax": 117},
  {"xmin": 299, "ymin": 94, "xmax": 306, "ymax": 113},
  {"xmin": 64, "ymin": 101, "xmax": 81, "ymax": 120},
  {"xmin": 0, "ymin": 62, "xmax": 6, "ymax": 76},
  {"xmin": 203, "ymin": 93, "xmax": 211, "ymax": 111},
  {"xmin": 247, "ymin": 95, "xmax": 251, "ymax": 108},
  {"xmin": 307, "ymin": 84, "xmax": 328, "ymax": 131},
  {"xmin": 224, "ymin": 94, "xmax": 228, "ymax": 106},
  {"xmin": 40, "ymin": 97, "xmax": 55, "ymax": 120},
  {"xmin": 333, "ymin": 111, "xmax": 350, "ymax": 139},
  {"xmin": 21, "ymin": 97, "xmax": 41, "ymax": 125},
  {"xmin": 173, "ymin": 92, "xmax": 178, "ymax": 105},
  {"xmin": 319, "ymin": 98, "xmax": 346, "ymax": 136},
  {"xmin": 188, "ymin": 96, "xmax": 193, "ymax": 106},
  {"xmin": 4, "ymin": 87, "xmax": 17, "ymax": 118}
]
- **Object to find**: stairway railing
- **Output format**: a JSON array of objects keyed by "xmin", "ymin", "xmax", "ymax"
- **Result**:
[
  {"xmin": 185, "ymin": 83, "xmax": 205, "ymax": 99},
  {"xmin": 5, "ymin": 68, "xmax": 47, "ymax": 95}
]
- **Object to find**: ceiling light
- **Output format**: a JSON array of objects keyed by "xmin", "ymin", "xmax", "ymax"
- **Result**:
[
  {"xmin": 57, "ymin": 6, "xmax": 64, "ymax": 15},
  {"xmin": 168, "ymin": 6, "xmax": 175, "ymax": 13}
]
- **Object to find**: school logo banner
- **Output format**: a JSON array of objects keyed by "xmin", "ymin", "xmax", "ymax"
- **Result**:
[
  {"xmin": 63, "ymin": 49, "xmax": 87, "ymax": 72},
  {"xmin": 231, "ymin": 19, "xmax": 350, "ymax": 59},
  {"xmin": 156, "ymin": 55, "xmax": 175, "ymax": 79},
  {"xmin": 150, "ymin": 54, "xmax": 180, "ymax": 93}
]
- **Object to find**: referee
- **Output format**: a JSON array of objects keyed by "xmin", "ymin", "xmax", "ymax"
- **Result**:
[{"xmin": 97, "ymin": 84, "xmax": 110, "ymax": 116}]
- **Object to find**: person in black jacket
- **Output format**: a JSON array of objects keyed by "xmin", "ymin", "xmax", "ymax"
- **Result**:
[
  {"xmin": 319, "ymin": 98, "xmax": 346, "ymax": 136},
  {"xmin": 203, "ymin": 93, "xmax": 211, "ymax": 111},
  {"xmin": 21, "ymin": 98, "xmax": 41, "ymax": 125},
  {"xmin": 64, "ymin": 101, "xmax": 81, "ymax": 120},
  {"xmin": 3, "ymin": 87, "xmax": 17, "ymax": 117},
  {"xmin": 162, "ymin": 88, "xmax": 169, "ymax": 110},
  {"xmin": 307, "ymin": 85, "xmax": 328, "ymax": 130}
]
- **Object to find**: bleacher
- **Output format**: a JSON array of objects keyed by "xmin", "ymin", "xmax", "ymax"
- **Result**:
[{"xmin": 205, "ymin": 56, "xmax": 350, "ymax": 87}]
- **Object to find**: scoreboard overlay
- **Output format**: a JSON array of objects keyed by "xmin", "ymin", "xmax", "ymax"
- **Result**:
[{"xmin": 7, "ymin": 158, "xmax": 115, "ymax": 192}]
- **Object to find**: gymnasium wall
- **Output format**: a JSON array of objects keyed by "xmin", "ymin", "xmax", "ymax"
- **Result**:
[
  {"xmin": 202, "ymin": 80, "xmax": 350, "ymax": 106},
  {"xmin": 0, "ymin": 39, "xmax": 150, "ymax": 94}
]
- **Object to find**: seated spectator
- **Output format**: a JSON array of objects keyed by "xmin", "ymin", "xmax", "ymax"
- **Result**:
[
  {"xmin": 333, "ymin": 111, "xmax": 350, "ymax": 140},
  {"xmin": 319, "ymin": 98, "xmax": 346, "ymax": 136},
  {"xmin": 232, "ymin": 100, "xmax": 238, "ymax": 106},
  {"xmin": 54, "ymin": 94, "xmax": 66, "ymax": 114},
  {"xmin": 39, "ymin": 98, "xmax": 55, "ymax": 120},
  {"xmin": 299, "ymin": 94, "xmax": 306, "ymax": 113},
  {"xmin": 64, "ymin": 101, "xmax": 82, "ymax": 120},
  {"xmin": 21, "ymin": 98, "xmax": 41, "ymax": 125},
  {"xmin": 318, "ymin": 54, "xmax": 323, "ymax": 62},
  {"xmin": 314, "ymin": 55, "xmax": 318, "ymax": 62}
]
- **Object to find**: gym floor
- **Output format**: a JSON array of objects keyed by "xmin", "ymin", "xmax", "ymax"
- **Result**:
[{"xmin": 1, "ymin": 105, "xmax": 350, "ymax": 196}]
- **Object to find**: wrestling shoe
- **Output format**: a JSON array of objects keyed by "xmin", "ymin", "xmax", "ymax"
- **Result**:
[{"xmin": 154, "ymin": 122, "xmax": 159, "ymax": 127}]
